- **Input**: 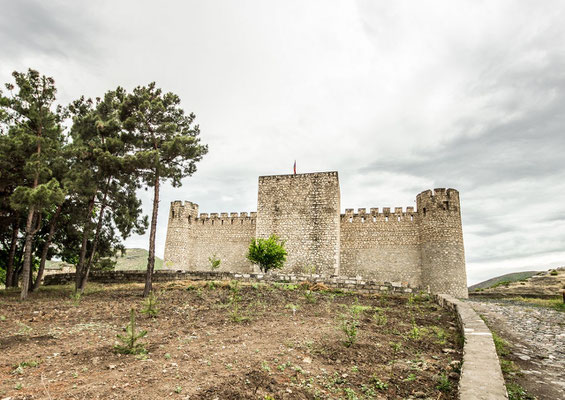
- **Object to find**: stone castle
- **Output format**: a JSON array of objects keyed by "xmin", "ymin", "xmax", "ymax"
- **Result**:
[{"xmin": 164, "ymin": 171, "xmax": 468, "ymax": 298}]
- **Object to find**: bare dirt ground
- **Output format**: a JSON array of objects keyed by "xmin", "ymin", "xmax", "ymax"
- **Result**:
[{"xmin": 1, "ymin": 281, "xmax": 462, "ymax": 399}]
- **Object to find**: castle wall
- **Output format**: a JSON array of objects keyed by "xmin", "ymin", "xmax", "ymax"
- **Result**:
[
  {"xmin": 339, "ymin": 207, "xmax": 422, "ymax": 287},
  {"xmin": 256, "ymin": 172, "xmax": 341, "ymax": 275},
  {"xmin": 186, "ymin": 213, "xmax": 256, "ymax": 272},
  {"xmin": 164, "ymin": 201, "xmax": 255, "ymax": 272}
]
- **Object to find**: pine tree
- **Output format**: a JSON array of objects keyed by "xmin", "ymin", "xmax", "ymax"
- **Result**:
[
  {"xmin": 122, "ymin": 83, "xmax": 207, "ymax": 297},
  {"xmin": 0, "ymin": 69, "xmax": 66, "ymax": 299},
  {"xmin": 67, "ymin": 90, "xmax": 147, "ymax": 293}
]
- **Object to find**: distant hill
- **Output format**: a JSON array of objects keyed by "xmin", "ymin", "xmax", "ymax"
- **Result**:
[
  {"xmin": 45, "ymin": 248, "xmax": 163, "ymax": 272},
  {"xmin": 469, "ymin": 271, "xmax": 540, "ymax": 291},
  {"xmin": 113, "ymin": 248, "xmax": 163, "ymax": 271},
  {"xmin": 469, "ymin": 267, "xmax": 564, "ymax": 297}
]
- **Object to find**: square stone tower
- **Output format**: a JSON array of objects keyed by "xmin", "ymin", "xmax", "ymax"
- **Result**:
[{"xmin": 256, "ymin": 171, "xmax": 341, "ymax": 275}]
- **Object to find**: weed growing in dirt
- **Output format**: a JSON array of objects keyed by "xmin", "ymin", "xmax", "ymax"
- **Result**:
[
  {"xmin": 13, "ymin": 360, "xmax": 39, "ymax": 375},
  {"xmin": 174, "ymin": 385, "xmax": 183, "ymax": 394},
  {"xmin": 16, "ymin": 321, "xmax": 32, "ymax": 335},
  {"xmin": 436, "ymin": 373, "xmax": 452, "ymax": 392},
  {"xmin": 69, "ymin": 292, "xmax": 82, "ymax": 306},
  {"xmin": 403, "ymin": 373, "xmax": 417, "ymax": 382},
  {"xmin": 303, "ymin": 289, "xmax": 317, "ymax": 303},
  {"xmin": 491, "ymin": 331, "xmax": 509, "ymax": 357},
  {"xmin": 370, "ymin": 374, "xmax": 388, "ymax": 390},
  {"xmin": 228, "ymin": 281, "xmax": 248, "ymax": 323},
  {"xmin": 0, "ymin": 315, "xmax": 6, "ymax": 321},
  {"xmin": 373, "ymin": 309, "xmax": 387, "ymax": 326},
  {"xmin": 506, "ymin": 382, "xmax": 536, "ymax": 400},
  {"xmin": 261, "ymin": 360, "xmax": 271, "ymax": 373},
  {"xmin": 286, "ymin": 303, "xmax": 300, "ymax": 317},
  {"xmin": 389, "ymin": 341, "xmax": 402, "ymax": 372},
  {"xmin": 340, "ymin": 317, "xmax": 359, "ymax": 347},
  {"xmin": 114, "ymin": 308, "xmax": 148, "ymax": 355},
  {"xmin": 343, "ymin": 387, "xmax": 359, "ymax": 399},
  {"xmin": 431, "ymin": 326, "xmax": 448, "ymax": 344},
  {"xmin": 140, "ymin": 291, "xmax": 159, "ymax": 318},
  {"xmin": 338, "ymin": 301, "xmax": 372, "ymax": 347}
]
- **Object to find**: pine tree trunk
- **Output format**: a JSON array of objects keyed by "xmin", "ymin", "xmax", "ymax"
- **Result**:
[
  {"xmin": 32, "ymin": 204, "xmax": 63, "ymax": 291},
  {"xmin": 80, "ymin": 180, "xmax": 111, "ymax": 293},
  {"xmin": 6, "ymin": 218, "xmax": 20, "ymax": 288},
  {"xmin": 75, "ymin": 195, "xmax": 96, "ymax": 292},
  {"xmin": 20, "ymin": 207, "xmax": 36, "ymax": 300},
  {"xmin": 144, "ymin": 173, "xmax": 160, "ymax": 297}
]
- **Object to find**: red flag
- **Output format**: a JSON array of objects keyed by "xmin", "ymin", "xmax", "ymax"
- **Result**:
[{"xmin": 293, "ymin": 160, "xmax": 296, "ymax": 175}]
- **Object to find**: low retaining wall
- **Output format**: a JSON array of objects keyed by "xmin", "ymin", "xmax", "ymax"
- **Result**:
[
  {"xmin": 44, "ymin": 270, "xmax": 417, "ymax": 294},
  {"xmin": 436, "ymin": 294, "xmax": 508, "ymax": 400}
]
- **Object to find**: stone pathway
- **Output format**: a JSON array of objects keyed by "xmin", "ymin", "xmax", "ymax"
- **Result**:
[{"xmin": 468, "ymin": 299, "xmax": 565, "ymax": 399}]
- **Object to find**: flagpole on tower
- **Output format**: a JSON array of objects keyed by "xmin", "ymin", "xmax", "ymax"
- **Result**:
[{"xmin": 293, "ymin": 160, "xmax": 296, "ymax": 175}]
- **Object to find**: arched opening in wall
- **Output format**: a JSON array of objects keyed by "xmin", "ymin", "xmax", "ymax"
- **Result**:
[
  {"xmin": 397, "ymin": 216, "xmax": 401, "ymax": 222},
  {"xmin": 188, "ymin": 216, "xmax": 191, "ymax": 224},
  {"xmin": 349, "ymin": 217, "xmax": 353, "ymax": 223},
  {"xmin": 385, "ymin": 216, "xmax": 388, "ymax": 222},
  {"xmin": 221, "ymin": 220, "xmax": 224, "ymax": 225},
  {"xmin": 172, "ymin": 210, "xmax": 175, "ymax": 218},
  {"xmin": 212, "ymin": 220, "xmax": 214, "ymax": 225},
  {"xmin": 361, "ymin": 217, "xmax": 365, "ymax": 223},
  {"xmin": 251, "ymin": 219, "xmax": 255, "ymax": 225},
  {"xmin": 372, "ymin": 216, "xmax": 376, "ymax": 222},
  {"xmin": 241, "ymin": 220, "xmax": 243, "ymax": 225},
  {"xmin": 423, "ymin": 208, "xmax": 426, "ymax": 216},
  {"xmin": 443, "ymin": 201, "xmax": 449, "ymax": 210},
  {"xmin": 410, "ymin": 215, "xmax": 414, "ymax": 221},
  {"xmin": 231, "ymin": 219, "xmax": 234, "ymax": 225},
  {"xmin": 202, "ymin": 220, "xmax": 205, "ymax": 225}
]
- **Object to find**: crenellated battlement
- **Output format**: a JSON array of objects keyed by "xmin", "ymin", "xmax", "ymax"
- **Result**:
[
  {"xmin": 193, "ymin": 211, "xmax": 257, "ymax": 225},
  {"xmin": 416, "ymin": 188, "xmax": 460, "ymax": 213},
  {"xmin": 169, "ymin": 201, "xmax": 199, "ymax": 219},
  {"xmin": 342, "ymin": 206, "xmax": 417, "ymax": 222}
]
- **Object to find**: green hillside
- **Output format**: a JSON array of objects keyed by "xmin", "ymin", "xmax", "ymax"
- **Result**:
[
  {"xmin": 469, "ymin": 271, "xmax": 540, "ymax": 291},
  {"xmin": 113, "ymin": 248, "xmax": 163, "ymax": 271},
  {"xmin": 45, "ymin": 248, "xmax": 163, "ymax": 272}
]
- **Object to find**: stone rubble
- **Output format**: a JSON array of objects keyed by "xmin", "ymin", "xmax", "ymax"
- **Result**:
[{"xmin": 468, "ymin": 299, "xmax": 565, "ymax": 397}]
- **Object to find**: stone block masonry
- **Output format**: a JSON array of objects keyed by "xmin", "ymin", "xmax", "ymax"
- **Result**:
[
  {"xmin": 164, "ymin": 171, "xmax": 468, "ymax": 298},
  {"xmin": 257, "ymin": 172, "xmax": 340, "ymax": 275}
]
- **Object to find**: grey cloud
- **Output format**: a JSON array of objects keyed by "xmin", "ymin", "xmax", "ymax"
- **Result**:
[{"xmin": 0, "ymin": 1, "xmax": 101, "ymax": 60}]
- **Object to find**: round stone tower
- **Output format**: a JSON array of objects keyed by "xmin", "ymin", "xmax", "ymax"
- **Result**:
[{"xmin": 417, "ymin": 188, "xmax": 468, "ymax": 298}]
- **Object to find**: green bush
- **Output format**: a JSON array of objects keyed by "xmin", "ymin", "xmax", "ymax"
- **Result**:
[{"xmin": 246, "ymin": 235, "xmax": 287, "ymax": 273}]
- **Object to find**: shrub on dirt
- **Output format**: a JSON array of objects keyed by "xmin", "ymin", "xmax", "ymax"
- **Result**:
[
  {"xmin": 114, "ymin": 308, "xmax": 148, "ymax": 355},
  {"xmin": 247, "ymin": 234, "xmax": 287, "ymax": 273},
  {"xmin": 140, "ymin": 291, "xmax": 159, "ymax": 317}
]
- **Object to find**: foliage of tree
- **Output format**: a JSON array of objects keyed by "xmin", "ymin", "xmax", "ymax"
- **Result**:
[
  {"xmin": 67, "ymin": 91, "xmax": 147, "ymax": 293},
  {"xmin": 247, "ymin": 235, "xmax": 287, "ymax": 273},
  {"xmin": 0, "ymin": 69, "xmax": 66, "ymax": 299},
  {"xmin": 121, "ymin": 83, "xmax": 208, "ymax": 296},
  {"xmin": 0, "ymin": 69, "xmax": 205, "ymax": 299}
]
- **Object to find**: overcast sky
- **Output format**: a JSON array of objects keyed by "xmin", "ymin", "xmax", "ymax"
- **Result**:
[{"xmin": 2, "ymin": 0, "xmax": 564, "ymax": 285}]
